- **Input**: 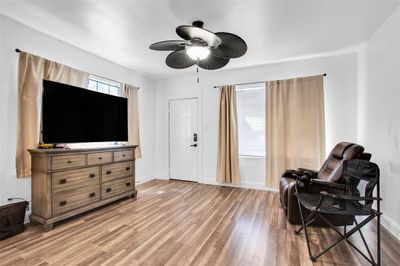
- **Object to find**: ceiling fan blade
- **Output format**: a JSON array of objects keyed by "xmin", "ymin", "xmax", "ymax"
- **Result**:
[
  {"xmin": 149, "ymin": 40, "xmax": 187, "ymax": 51},
  {"xmin": 211, "ymin": 32, "xmax": 247, "ymax": 59},
  {"xmin": 197, "ymin": 54, "xmax": 229, "ymax": 70},
  {"xmin": 166, "ymin": 50, "xmax": 196, "ymax": 69},
  {"xmin": 176, "ymin": 25, "xmax": 221, "ymax": 47}
]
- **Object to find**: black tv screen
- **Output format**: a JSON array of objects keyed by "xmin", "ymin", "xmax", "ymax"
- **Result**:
[{"xmin": 42, "ymin": 80, "xmax": 128, "ymax": 143}]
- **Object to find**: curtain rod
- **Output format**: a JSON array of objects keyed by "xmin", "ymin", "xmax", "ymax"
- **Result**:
[
  {"xmin": 15, "ymin": 48, "xmax": 139, "ymax": 90},
  {"xmin": 213, "ymin": 73, "xmax": 327, "ymax": 88}
]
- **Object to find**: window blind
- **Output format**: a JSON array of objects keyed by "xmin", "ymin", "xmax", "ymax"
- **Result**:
[{"xmin": 236, "ymin": 85, "xmax": 266, "ymax": 157}]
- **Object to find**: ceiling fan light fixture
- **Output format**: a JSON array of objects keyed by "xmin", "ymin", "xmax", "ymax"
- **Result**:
[
  {"xmin": 186, "ymin": 46, "xmax": 210, "ymax": 60},
  {"xmin": 150, "ymin": 20, "xmax": 247, "ymax": 70}
]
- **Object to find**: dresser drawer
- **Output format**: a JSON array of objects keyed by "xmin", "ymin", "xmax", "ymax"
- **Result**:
[
  {"xmin": 102, "ymin": 176, "xmax": 134, "ymax": 200},
  {"xmin": 87, "ymin": 152, "xmax": 112, "ymax": 165},
  {"xmin": 52, "ymin": 185, "xmax": 100, "ymax": 215},
  {"xmin": 102, "ymin": 161, "xmax": 134, "ymax": 182},
  {"xmin": 52, "ymin": 167, "xmax": 100, "ymax": 194},
  {"xmin": 114, "ymin": 150, "xmax": 134, "ymax": 162},
  {"xmin": 52, "ymin": 154, "xmax": 86, "ymax": 170}
]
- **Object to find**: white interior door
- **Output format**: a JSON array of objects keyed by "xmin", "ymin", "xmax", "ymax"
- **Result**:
[{"xmin": 169, "ymin": 98, "xmax": 199, "ymax": 182}]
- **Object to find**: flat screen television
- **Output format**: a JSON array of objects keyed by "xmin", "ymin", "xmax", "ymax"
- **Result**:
[{"xmin": 42, "ymin": 80, "xmax": 128, "ymax": 144}]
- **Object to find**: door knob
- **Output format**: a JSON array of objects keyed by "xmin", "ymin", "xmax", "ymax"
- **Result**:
[{"xmin": 190, "ymin": 144, "xmax": 197, "ymax": 147}]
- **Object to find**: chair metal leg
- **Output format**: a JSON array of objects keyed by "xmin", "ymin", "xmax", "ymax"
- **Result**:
[
  {"xmin": 344, "ymin": 214, "xmax": 375, "ymax": 237},
  {"xmin": 296, "ymin": 196, "xmax": 316, "ymax": 261},
  {"xmin": 377, "ymin": 214, "xmax": 381, "ymax": 266},
  {"xmin": 295, "ymin": 208, "xmax": 379, "ymax": 265},
  {"xmin": 295, "ymin": 212, "xmax": 317, "ymax": 235},
  {"xmin": 354, "ymin": 219, "xmax": 375, "ymax": 265},
  {"xmin": 314, "ymin": 217, "xmax": 374, "ymax": 264},
  {"xmin": 346, "ymin": 239, "xmax": 376, "ymax": 265},
  {"xmin": 318, "ymin": 214, "xmax": 377, "ymax": 265},
  {"xmin": 312, "ymin": 215, "xmax": 347, "ymax": 260}
]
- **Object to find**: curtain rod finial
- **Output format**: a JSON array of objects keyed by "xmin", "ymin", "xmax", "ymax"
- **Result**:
[{"xmin": 15, "ymin": 48, "xmax": 21, "ymax": 53}]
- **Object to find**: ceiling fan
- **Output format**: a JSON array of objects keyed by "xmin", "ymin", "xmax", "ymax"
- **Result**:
[{"xmin": 149, "ymin": 21, "xmax": 247, "ymax": 70}]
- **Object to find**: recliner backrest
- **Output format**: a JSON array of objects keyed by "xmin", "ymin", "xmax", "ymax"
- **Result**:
[{"xmin": 317, "ymin": 142, "xmax": 364, "ymax": 182}]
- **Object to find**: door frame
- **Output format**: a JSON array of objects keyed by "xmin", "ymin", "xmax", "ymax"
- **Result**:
[{"xmin": 167, "ymin": 92, "xmax": 202, "ymax": 182}]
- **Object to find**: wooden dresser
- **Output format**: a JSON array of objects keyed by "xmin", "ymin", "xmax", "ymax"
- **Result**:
[{"xmin": 28, "ymin": 145, "xmax": 137, "ymax": 231}]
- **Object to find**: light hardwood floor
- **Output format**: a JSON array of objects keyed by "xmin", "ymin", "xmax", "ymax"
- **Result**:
[{"xmin": 1, "ymin": 179, "xmax": 399, "ymax": 266}]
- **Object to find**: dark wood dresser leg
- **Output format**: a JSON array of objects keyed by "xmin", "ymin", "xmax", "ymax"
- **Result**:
[
  {"xmin": 131, "ymin": 190, "xmax": 137, "ymax": 199},
  {"xmin": 43, "ymin": 223, "xmax": 54, "ymax": 231}
]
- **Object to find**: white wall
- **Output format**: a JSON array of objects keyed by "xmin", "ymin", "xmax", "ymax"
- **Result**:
[
  {"xmin": 358, "ymin": 6, "xmax": 400, "ymax": 240},
  {"xmin": 0, "ymin": 15, "xmax": 157, "ymax": 206},
  {"xmin": 155, "ymin": 53, "xmax": 358, "ymax": 189}
]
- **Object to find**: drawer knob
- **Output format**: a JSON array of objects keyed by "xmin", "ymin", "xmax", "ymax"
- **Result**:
[
  {"xmin": 67, "ymin": 160, "xmax": 72, "ymax": 164},
  {"xmin": 126, "ymin": 182, "xmax": 131, "ymax": 187},
  {"xmin": 59, "ymin": 179, "xmax": 67, "ymax": 184},
  {"xmin": 89, "ymin": 192, "xmax": 96, "ymax": 198},
  {"xmin": 89, "ymin": 173, "xmax": 96, "ymax": 178},
  {"xmin": 122, "ymin": 154, "xmax": 126, "ymax": 157},
  {"xmin": 59, "ymin": 200, "xmax": 67, "ymax": 206},
  {"xmin": 126, "ymin": 167, "xmax": 131, "ymax": 171},
  {"xmin": 106, "ymin": 188, "xmax": 112, "ymax": 193},
  {"xmin": 98, "ymin": 157, "xmax": 103, "ymax": 160},
  {"xmin": 106, "ymin": 170, "xmax": 112, "ymax": 175}
]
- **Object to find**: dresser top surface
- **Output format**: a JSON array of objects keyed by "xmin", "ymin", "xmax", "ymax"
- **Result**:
[{"xmin": 29, "ymin": 145, "xmax": 137, "ymax": 155}]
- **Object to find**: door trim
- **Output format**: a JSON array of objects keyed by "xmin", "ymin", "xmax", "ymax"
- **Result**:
[{"xmin": 168, "ymin": 95, "xmax": 202, "ymax": 183}]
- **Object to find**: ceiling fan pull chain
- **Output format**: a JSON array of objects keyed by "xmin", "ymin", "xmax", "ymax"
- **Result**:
[{"xmin": 196, "ymin": 61, "xmax": 200, "ymax": 83}]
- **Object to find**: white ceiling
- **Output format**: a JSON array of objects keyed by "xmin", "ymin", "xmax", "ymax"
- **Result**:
[{"xmin": 1, "ymin": 0, "xmax": 399, "ymax": 79}]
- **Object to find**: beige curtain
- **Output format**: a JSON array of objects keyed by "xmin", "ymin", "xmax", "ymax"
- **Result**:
[
  {"xmin": 16, "ymin": 52, "xmax": 89, "ymax": 178},
  {"xmin": 216, "ymin": 85, "xmax": 240, "ymax": 184},
  {"xmin": 266, "ymin": 75, "xmax": 325, "ymax": 188},
  {"xmin": 121, "ymin": 84, "xmax": 142, "ymax": 159}
]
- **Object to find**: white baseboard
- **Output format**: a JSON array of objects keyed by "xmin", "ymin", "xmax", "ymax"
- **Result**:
[
  {"xmin": 200, "ymin": 178, "xmax": 278, "ymax": 192},
  {"xmin": 154, "ymin": 174, "xmax": 170, "ymax": 180},
  {"xmin": 136, "ymin": 175, "xmax": 156, "ymax": 184},
  {"xmin": 382, "ymin": 214, "xmax": 400, "ymax": 242}
]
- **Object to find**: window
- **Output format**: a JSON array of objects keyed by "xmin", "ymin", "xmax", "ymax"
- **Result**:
[
  {"xmin": 88, "ymin": 75, "xmax": 121, "ymax": 96},
  {"xmin": 236, "ymin": 84, "xmax": 266, "ymax": 157}
]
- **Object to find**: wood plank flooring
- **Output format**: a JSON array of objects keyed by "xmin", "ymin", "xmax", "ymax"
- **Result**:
[{"xmin": 1, "ymin": 179, "xmax": 399, "ymax": 266}]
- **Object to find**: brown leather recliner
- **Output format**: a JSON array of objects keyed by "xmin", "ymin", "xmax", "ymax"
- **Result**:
[{"xmin": 279, "ymin": 142, "xmax": 369, "ymax": 225}]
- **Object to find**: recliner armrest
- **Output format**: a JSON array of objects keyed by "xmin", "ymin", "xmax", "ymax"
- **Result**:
[
  {"xmin": 298, "ymin": 179, "xmax": 346, "ymax": 195},
  {"xmin": 298, "ymin": 168, "xmax": 318, "ymax": 175},
  {"xmin": 281, "ymin": 169, "xmax": 300, "ymax": 179},
  {"xmin": 311, "ymin": 179, "xmax": 346, "ymax": 189}
]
